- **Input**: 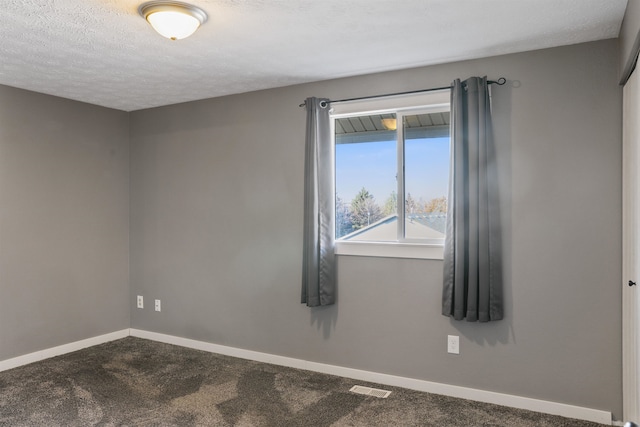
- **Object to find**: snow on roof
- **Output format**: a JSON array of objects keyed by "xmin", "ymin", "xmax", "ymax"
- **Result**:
[{"xmin": 340, "ymin": 213, "xmax": 446, "ymax": 242}]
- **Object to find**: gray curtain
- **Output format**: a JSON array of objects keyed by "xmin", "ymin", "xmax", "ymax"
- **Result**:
[
  {"xmin": 442, "ymin": 77, "xmax": 503, "ymax": 322},
  {"xmin": 302, "ymin": 97, "xmax": 335, "ymax": 307}
]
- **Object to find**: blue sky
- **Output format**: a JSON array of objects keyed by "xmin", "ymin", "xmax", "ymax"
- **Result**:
[{"xmin": 335, "ymin": 136, "xmax": 450, "ymax": 205}]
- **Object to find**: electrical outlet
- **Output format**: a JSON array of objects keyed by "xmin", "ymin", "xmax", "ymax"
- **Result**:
[
  {"xmin": 137, "ymin": 295, "xmax": 144, "ymax": 309},
  {"xmin": 447, "ymin": 335, "xmax": 460, "ymax": 354},
  {"xmin": 155, "ymin": 299, "xmax": 161, "ymax": 312}
]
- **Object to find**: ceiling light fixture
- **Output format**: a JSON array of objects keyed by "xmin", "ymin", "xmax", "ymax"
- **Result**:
[
  {"xmin": 139, "ymin": 1, "xmax": 207, "ymax": 40},
  {"xmin": 381, "ymin": 118, "xmax": 397, "ymax": 131}
]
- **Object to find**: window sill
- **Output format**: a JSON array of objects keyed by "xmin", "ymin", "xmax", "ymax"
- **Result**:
[{"xmin": 334, "ymin": 241, "xmax": 444, "ymax": 260}]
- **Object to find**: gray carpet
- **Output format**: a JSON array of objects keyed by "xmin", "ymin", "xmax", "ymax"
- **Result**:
[{"xmin": 0, "ymin": 337, "xmax": 604, "ymax": 426}]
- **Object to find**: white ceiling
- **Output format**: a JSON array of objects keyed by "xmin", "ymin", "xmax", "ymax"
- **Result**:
[{"xmin": 0, "ymin": 0, "xmax": 629, "ymax": 112}]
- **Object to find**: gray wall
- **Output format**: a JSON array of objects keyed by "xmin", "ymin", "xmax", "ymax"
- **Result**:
[
  {"xmin": 130, "ymin": 39, "xmax": 623, "ymax": 417},
  {"xmin": 0, "ymin": 86, "xmax": 130, "ymax": 360}
]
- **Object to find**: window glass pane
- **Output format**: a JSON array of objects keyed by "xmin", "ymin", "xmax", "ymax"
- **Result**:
[
  {"xmin": 403, "ymin": 112, "xmax": 450, "ymax": 240},
  {"xmin": 335, "ymin": 113, "xmax": 397, "ymax": 241}
]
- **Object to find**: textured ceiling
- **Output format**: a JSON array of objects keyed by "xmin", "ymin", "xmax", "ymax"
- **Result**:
[{"xmin": 0, "ymin": 0, "xmax": 629, "ymax": 112}]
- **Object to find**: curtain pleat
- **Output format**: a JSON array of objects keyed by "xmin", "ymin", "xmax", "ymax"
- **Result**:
[
  {"xmin": 442, "ymin": 77, "xmax": 503, "ymax": 322},
  {"xmin": 302, "ymin": 97, "xmax": 335, "ymax": 307}
]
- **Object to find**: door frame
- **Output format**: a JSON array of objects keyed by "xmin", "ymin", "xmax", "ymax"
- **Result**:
[{"xmin": 622, "ymin": 67, "xmax": 640, "ymax": 423}]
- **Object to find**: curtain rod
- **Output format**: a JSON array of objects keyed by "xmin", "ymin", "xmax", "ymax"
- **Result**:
[{"xmin": 298, "ymin": 77, "xmax": 506, "ymax": 107}]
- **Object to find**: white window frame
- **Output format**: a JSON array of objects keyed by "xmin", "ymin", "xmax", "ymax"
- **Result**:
[{"xmin": 330, "ymin": 90, "xmax": 450, "ymax": 260}]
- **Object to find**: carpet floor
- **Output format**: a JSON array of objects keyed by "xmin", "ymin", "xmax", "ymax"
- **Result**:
[{"xmin": 0, "ymin": 337, "xmax": 605, "ymax": 426}]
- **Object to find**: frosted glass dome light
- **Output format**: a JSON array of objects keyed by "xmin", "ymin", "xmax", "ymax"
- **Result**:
[{"xmin": 139, "ymin": 1, "xmax": 207, "ymax": 40}]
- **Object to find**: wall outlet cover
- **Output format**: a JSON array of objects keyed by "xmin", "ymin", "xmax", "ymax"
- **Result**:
[{"xmin": 447, "ymin": 335, "xmax": 460, "ymax": 354}]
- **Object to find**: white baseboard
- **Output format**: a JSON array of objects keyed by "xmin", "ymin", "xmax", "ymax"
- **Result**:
[
  {"xmin": 129, "ymin": 329, "xmax": 613, "ymax": 425},
  {"xmin": 0, "ymin": 329, "xmax": 130, "ymax": 373},
  {"xmin": 0, "ymin": 328, "xmax": 615, "ymax": 425}
]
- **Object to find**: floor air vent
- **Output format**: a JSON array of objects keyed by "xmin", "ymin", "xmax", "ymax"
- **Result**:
[{"xmin": 349, "ymin": 385, "xmax": 392, "ymax": 398}]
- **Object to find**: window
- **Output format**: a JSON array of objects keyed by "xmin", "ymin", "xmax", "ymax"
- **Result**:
[{"xmin": 331, "ymin": 90, "xmax": 450, "ymax": 259}]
